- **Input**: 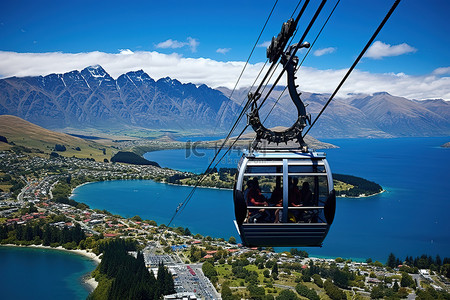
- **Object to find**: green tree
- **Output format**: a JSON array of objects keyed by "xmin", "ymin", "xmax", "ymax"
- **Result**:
[
  {"xmin": 400, "ymin": 272, "xmax": 415, "ymax": 288},
  {"xmin": 131, "ymin": 215, "xmax": 142, "ymax": 222},
  {"xmin": 228, "ymin": 236, "xmax": 236, "ymax": 244},
  {"xmin": 247, "ymin": 284, "xmax": 265, "ymax": 298},
  {"xmin": 221, "ymin": 283, "xmax": 237, "ymax": 300},
  {"xmin": 296, "ymin": 283, "xmax": 320, "ymax": 300},
  {"xmin": 272, "ymin": 262, "xmax": 279, "ymax": 275},
  {"xmin": 312, "ymin": 274, "xmax": 323, "ymax": 288},
  {"xmin": 324, "ymin": 279, "xmax": 346, "ymax": 300},
  {"xmin": 202, "ymin": 261, "xmax": 217, "ymax": 279},
  {"xmin": 393, "ymin": 280, "xmax": 399, "ymax": 292},
  {"xmin": 441, "ymin": 264, "xmax": 450, "ymax": 278},
  {"xmin": 370, "ymin": 285, "xmax": 384, "ymax": 299},
  {"xmin": 332, "ymin": 269, "xmax": 349, "ymax": 288},
  {"xmin": 387, "ymin": 252, "xmax": 398, "ymax": 268},
  {"xmin": 276, "ymin": 289, "xmax": 299, "ymax": 300}
]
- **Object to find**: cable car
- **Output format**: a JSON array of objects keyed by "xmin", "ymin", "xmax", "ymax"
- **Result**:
[
  {"xmin": 233, "ymin": 148, "xmax": 335, "ymax": 247},
  {"xmin": 230, "ymin": 16, "xmax": 336, "ymax": 247}
]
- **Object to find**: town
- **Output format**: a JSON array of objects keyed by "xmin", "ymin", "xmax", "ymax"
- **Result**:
[{"xmin": 1, "ymin": 149, "xmax": 449, "ymax": 300}]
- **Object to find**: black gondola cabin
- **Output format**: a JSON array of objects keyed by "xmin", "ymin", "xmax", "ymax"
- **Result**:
[{"xmin": 233, "ymin": 149, "xmax": 336, "ymax": 247}]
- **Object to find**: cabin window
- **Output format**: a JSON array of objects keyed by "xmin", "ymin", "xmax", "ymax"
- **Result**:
[{"xmin": 243, "ymin": 175, "xmax": 282, "ymax": 223}]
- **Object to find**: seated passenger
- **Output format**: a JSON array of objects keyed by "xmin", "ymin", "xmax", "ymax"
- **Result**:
[
  {"xmin": 269, "ymin": 179, "xmax": 282, "ymax": 223},
  {"xmin": 246, "ymin": 178, "xmax": 268, "ymax": 223},
  {"xmin": 300, "ymin": 182, "xmax": 314, "ymax": 222},
  {"xmin": 288, "ymin": 177, "xmax": 302, "ymax": 222},
  {"xmin": 300, "ymin": 182, "xmax": 313, "ymax": 206}
]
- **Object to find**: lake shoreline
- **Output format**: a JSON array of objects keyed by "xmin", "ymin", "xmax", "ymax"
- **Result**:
[
  {"xmin": 0, "ymin": 244, "xmax": 99, "ymax": 291},
  {"xmin": 71, "ymin": 177, "xmax": 383, "ymax": 198}
]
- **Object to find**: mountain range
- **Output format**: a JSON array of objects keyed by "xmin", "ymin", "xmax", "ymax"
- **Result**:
[{"xmin": 0, "ymin": 65, "xmax": 449, "ymax": 139}]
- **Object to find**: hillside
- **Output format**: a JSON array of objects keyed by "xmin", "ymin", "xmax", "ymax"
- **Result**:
[{"xmin": 0, "ymin": 115, "xmax": 114, "ymax": 160}]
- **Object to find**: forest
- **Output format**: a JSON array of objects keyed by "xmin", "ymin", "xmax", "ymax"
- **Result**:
[
  {"xmin": 0, "ymin": 220, "xmax": 85, "ymax": 249},
  {"xmin": 89, "ymin": 238, "xmax": 175, "ymax": 300}
]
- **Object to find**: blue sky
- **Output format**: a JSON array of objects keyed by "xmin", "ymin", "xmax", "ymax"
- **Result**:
[{"xmin": 0, "ymin": 0, "xmax": 449, "ymax": 99}]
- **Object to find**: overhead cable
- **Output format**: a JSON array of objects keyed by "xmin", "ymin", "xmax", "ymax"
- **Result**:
[
  {"xmin": 304, "ymin": 0, "xmax": 401, "ymax": 137},
  {"xmin": 213, "ymin": 0, "xmax": 279, "ymax": 134},
  {"xmin": 262, "ymin": 0, "xmax": 340, "ymax": 125}
]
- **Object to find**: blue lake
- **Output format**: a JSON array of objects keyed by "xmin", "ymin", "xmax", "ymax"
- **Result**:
[
  {"xmin": 74, "ymin": 137, "xmax": 450, "ymax": 262},
  {"xmin": 0, "ymin": 246, "xmax": 97, "ymax": 300}
]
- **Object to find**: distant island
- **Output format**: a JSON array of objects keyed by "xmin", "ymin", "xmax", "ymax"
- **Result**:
[{"xmin": 441, "ymin": 142, "xmax": 450, "ymax": 148}]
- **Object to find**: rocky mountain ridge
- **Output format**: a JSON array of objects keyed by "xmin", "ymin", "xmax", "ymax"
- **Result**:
[
  {"xmin": 0, "ymin": 65, "xmax": 239, "ymax": 132},
  {"xmin": 1, "ymin": 65, "xmax": 449, "ymax": 138}
]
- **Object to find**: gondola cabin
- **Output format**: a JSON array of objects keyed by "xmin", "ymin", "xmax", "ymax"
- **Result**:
[{"xmin": 233, "ymin": 149, "xmax": 336, "ymax": 247}]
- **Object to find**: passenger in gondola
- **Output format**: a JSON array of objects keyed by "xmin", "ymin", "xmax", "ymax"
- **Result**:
[
  {"xmin": 300, "ymin": 181, "xmax": 313, "ymax": 222},
  {"xmin": 269, "ymin": 176, "xmax": 282, "ymax": 222},
  {"xmin": 300, "ymin": 182, "xmax": 312, "ymax": 206},
  {"xmin": 243, "ymin": 179, "xmax": 253, "ymax": 204},
  {"xmin": 246, "ymin": 178, "xmax": 268, "ymax": 223},
  {"xmin": 288, "ymin": 177, "xmax": 302, "ymax": 222}
]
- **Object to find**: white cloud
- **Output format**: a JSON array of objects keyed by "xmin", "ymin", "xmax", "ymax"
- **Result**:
[
  {"xmin": 216, "ymin": 48, "xmax": 231, "ymax": 54},
  {"xmin": 187, "ymin": 37, "xmax": 199, "ymax": 53},
  {"xmin": 155, "ymin": 39, "xmax": 186, "ymax": 49},
  {"xmin": 155, "ymin": 37, "xmax": 199, "ymax": 53},
  {"xmin": 313, "ymin": 47, "xmax": 336, "ymax": 56},
  {"xmin": 257, "ymin": 41, "xmax": 271, "ymax": 48},
  {"xmin": 0, "ymin": 50, "xmax": 448, "ymax": 100},
  {"xmin": 365, "ymin": 41, "xmax": 417, "ymax": 59},
  {"xmin": 433, "ymin": 66, "xmax": 450, "ymax": 75}
]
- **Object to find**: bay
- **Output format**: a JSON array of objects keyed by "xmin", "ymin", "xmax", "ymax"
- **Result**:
[
  {"xmin": 0, "ymin": 246, "xmax": 97, "ymax": 300},
  {"xmin": 74, "ymin": 137, "xmax": 450, "ymax": 262}
]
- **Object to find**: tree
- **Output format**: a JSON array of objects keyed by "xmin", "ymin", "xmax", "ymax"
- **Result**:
[
  {"xmin": 370, "ymin": 285, "xmax": 384, "ymax": 299},
  {"xmin": 276, "ymin": 290, "xmax": 299, "ymax": 300},
  {"xmin": 324, "ymin": 279, "xmax": 346, "ymax": 300},
  {"xmin": 387, "ymin": 253, "xmax": 397, "ymax": 268},
  {"xmin": 393, "ymin": 280, "xmax": 399, "ymax": 292},
  {"xmin": 247, "ymin": 284, "xmax": 265, "ymax": 298},
  {"xmin": 54, "ymin": 144, "xmax": 66, "ymax": 151},
  {"xmin": 202, "ymin": 261, "xmax": 217, "ymax": 279},
  {"xmin": 400, "ymin": 272, "xmax": 415, "ymax": 288},
  {"xmin": 221, "ymin": 283, "xmax": 236, "ymax": 300},
  {"xmin": 312, "ymin": 274, "xmax": 323, "ymax": 288},
  {"xmin": 228, "ymin": 236, "xmax": 237, "ymax": 244},
  {"xmin": 272, "ymin": 262, "xmax": 279, "ymax": 275},
  {"xmin": 436, "ymin": 255, "xmax": 442, "ymax": 266},
  {"xmin": 441, "ymin": 264, "xmax": 450, "ymax": 279},
  {"xmin": 296, "ymin": 283, "xmax": 320, "ymax": 300},
  {"xmin": 131, "ymin": 215, "xmax": 142, "ymax": 222}
]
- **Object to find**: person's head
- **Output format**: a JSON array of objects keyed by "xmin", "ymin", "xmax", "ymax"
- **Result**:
[
  {"xmin": 252, "ymin": 177, "xmax": 259, "ymax": 187},
  {"xmin": 247, "ymin": 179, "xmax": 254, "ymax": 188},
  {"xmin": 302, "ymin": 182, "xmax": 310, "ymax": 190},
  {"xmin": 293, "ymin": 177, "xmax": 299, "ymax": 186}
]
